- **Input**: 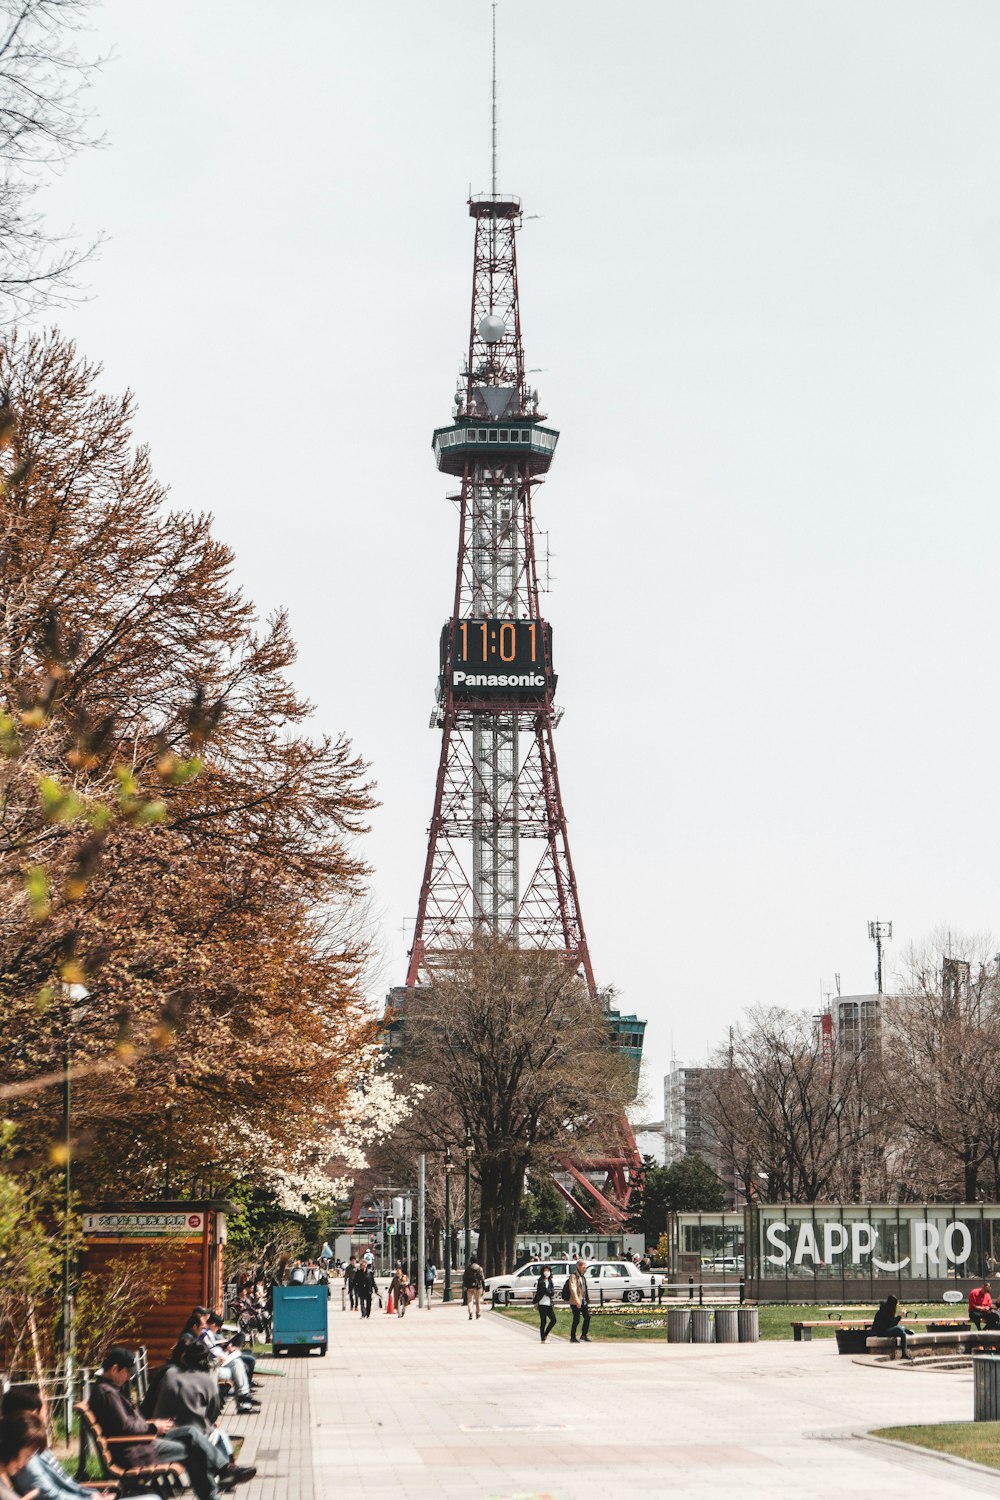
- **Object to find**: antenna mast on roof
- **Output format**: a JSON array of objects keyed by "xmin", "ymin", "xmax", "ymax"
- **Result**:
[{"xmin": 491, "ymin": 1, "xmax": 498, "ymax": 196}]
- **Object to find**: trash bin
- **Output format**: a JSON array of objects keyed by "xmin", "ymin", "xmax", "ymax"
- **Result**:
[
  {"xmin": 974, "ymin": 1356, "xmax": 1000, "ymax": 1420},
  {"xmin": 691, "ymin": 1308, "xmax": 715, "ymax": 1343},
  {"xmin": 668, "ymin": 1307, "xmax": 691, "ymax": 1344},
  {"xmin": 715, "ymin": 1308, "xmax": 739, "ymax": 1343},
  {"xmin": 738, "ymin": 1306, "xmax": 760, "ymax": 1343}
]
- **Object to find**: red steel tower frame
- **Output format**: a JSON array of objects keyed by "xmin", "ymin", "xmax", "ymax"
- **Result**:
[{"xmin": 404, "ymin": 190, "xmax": 642, "ymax": 1224}]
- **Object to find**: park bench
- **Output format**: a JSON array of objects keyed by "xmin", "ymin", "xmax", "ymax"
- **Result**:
[
  {"xmin": 74, "ymin": 1401, "xmax": 186, "ymax": 1497},
  {"xmin": 866, "ymin": 1328, "xmax": 1000, "ymax": 1360},
  {"xmin": 793, "ymin": 1315, "xmax": 971, "ymax": 1343}
]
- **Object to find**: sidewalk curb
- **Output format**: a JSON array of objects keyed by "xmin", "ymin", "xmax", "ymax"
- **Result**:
[
  {"xmin": 491, "ymin": 1309, "xmax": 569, "ymax": 1341},
  {"xmin": 860, "ymin": 1430, "xmax": 1000, "ymax": 1483}
]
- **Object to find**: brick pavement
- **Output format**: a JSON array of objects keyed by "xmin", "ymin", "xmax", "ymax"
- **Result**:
[{"xmin": 230, "ymin": 1298, "xmax": 999, "ymax": 1500}]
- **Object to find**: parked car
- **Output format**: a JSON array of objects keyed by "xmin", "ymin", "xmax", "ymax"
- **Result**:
[
  {"xmin": 583, "ymin": 1259, "xmax": 658, "ymax": 1304},
  {"xmin": 486, "ymin": 1260, "xmax": 575, "ymax": 1305},
  {"xmin": 487, "ymin": 1257, "xmax": 660, "ymax": 1306}
]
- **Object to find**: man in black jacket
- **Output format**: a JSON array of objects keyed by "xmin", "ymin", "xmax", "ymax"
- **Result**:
[
  {"xmin": 88, "ymin": 1348, "xmax": 238, "ymax": 1499},
  {"xmin": 354, "ymin": 1263, "xmax": 378, "ymax": 1318}
]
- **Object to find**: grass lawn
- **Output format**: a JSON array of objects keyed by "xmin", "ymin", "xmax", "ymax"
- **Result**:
[
  {"xmin": 496, "ymin": 1303, "xmax": 943, "ymax": 1341},
  {"xmin": 873, "ymin": 1424, "xmax": 1000, "ymax": 1471}
]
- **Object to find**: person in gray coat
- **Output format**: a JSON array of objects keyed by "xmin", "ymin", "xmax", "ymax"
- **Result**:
[{"xmin": 154, "ymin": 1343, "xmax": 249, "ymax": 1476}]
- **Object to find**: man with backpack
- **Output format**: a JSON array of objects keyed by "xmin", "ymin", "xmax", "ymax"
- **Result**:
[
  {"xmin": 462, "ymin": 1260, "xmax": 485, "ymax": 1320},
  {"xmin": 566, "ymin": 1258, "xmax": 592, "ymax": 1343}
]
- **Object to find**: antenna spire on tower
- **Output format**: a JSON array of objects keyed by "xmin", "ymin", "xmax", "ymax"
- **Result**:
[{"xmin": 491, "ymin": 1, "xmax": 498, "ymax": 197}]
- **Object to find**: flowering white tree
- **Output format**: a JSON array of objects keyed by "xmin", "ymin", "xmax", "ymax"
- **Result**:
[{"xmin": 252, "ymin": 1049, "xmax": 423, "ymax": 1215}]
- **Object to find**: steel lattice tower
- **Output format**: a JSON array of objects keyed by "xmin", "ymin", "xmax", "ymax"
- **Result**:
[
  {"xmin": 397, "ymin": 184, "xmax": 646, "ymax": 1225},
  {"xmin": 405, "ymin": 190, "xmax": 594, "ymax": 991}
]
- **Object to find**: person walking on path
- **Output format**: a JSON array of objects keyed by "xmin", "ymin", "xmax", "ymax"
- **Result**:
[
  {"xmin": 533, "ymin": 1265, "xmax": 557, "ymax": 1342},
  {"xmin": 463, "ymin": 1260, "xmax": 485, "ymax": 1320},
  {"xmin": 567, "ymin": 1259, "xmax": 591, "ymax": 1343},
  {"xmin": 424, "ymin": 1261, "xmax": 437, "ymax": 1304},
  {"xmin": 390, "ymin": 1265, "xmax": 410, "ymax": 1318},
  {"xmin": 356, "ymin": 1261, "xmax": 379, "ymax": 1319},
  {"xmin": 346, "ymin": 1255, "xmax": 359, "ymax": 1310},
  {"xmin": 870, "ymin": 1295, "xmax": 912, "ymax": 1360}
]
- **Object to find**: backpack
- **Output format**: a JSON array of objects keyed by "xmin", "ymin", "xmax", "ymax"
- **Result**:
[
  {"xmin": 462, "ymin": 1265, "xmax": 477, "ymax": 1290},
  {"xmin": 560, "ymin": 1278, "xmax": 572, "ymax": 1302},
  {"xmin": 138, "ymin": 1363, "xmax": 168, "ymax": 1419}
]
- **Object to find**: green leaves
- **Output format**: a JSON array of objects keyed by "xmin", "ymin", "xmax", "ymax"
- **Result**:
[
  {"xmin": 38, "ymin": 775, "xmax": 85, "ymax": 824},
  {"xmin": 23, "ymin": 865, "xmax": 50, "ymax": 920},
  {"xmin": 0, "ymin": 714, "xmax": 21, "ymax": 757}
]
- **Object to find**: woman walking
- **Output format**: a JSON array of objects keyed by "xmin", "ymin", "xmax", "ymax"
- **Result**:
[
  {"xmin": 390, "ymin": 1265, "xmax": 410, "ymax": 1318},
  {"xmin": 533, "ymin": 1264, "xmax": 557, "ymax": 1342}
]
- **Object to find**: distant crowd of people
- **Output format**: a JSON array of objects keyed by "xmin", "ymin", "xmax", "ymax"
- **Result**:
[{"xmin": 338, "ymin": 1249, "xmax": 487, "ymax": 1321}]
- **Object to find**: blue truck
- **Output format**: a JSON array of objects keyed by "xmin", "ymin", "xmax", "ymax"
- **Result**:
[{"xmin": 271, "ymin": 1283, "xmax": 328, "ymax": 1356}]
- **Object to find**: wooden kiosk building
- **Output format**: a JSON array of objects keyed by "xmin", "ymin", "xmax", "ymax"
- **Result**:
[{"xmin": 81, "ymin": 1199, "xmax": 234, "ymax": 1361}]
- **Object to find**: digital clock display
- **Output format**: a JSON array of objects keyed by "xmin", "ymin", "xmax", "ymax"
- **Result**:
[{"xmin": 441, "ymin": 617, "xmax": 554, "ymax": 699}]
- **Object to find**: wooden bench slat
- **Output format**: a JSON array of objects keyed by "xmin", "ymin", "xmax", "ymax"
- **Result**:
[{"xmin": 74, "ymin": 1401, "xmax": 186, "ymax": 1494}]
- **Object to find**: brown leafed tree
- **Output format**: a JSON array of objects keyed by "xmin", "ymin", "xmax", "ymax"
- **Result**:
[
  {"xmin": 0, "ymin": 330, "xmax": 378, "ymax": 1198},
  {"xmin": 387, "ymin": 935, "xmax": 634, "ymax": 1276}
]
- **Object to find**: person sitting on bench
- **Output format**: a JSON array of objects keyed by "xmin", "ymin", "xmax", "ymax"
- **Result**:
[
  {"xmin": 871, "ymin": 1295, "xmax": 912, "ymax": 1360},
  {"xmin": 198, "ymin": 1317, "xmax": 258, "ymax": 1414},
  {"xmin": 0, "ymin": 1412, "xmax": 46, "ymax": 1500},
  {"xmin": 2, "ymin": 1389, "xmax": 114, "ymax": 1500},
  {"xmin": 969, "ymin": 1281, "xmax": 1000, "ymax": 1330},
  {"xmin": 88, "ymin": 1346, "xmax": 234, "ymax": 1500}
]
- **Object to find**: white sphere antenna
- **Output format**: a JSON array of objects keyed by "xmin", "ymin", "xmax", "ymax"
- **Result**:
[{"xmin": 478, "ymin": 313, "xmax": 506, "ymax": 344}]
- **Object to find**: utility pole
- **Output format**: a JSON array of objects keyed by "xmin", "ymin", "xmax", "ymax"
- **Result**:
[
  {"xmin": 464, "ymin": 1132, "xmax": 474, "ymax": 1267},
  {"xmin": 417, "ymin": 1154, "xmax": 426, "ymax": 1309},
  {"xmin": 868, "ymin": 920, "xmax": 892, "ymax": 995},
  {"xmin": 443, "ymin": 1146, "xmax": 453, "ymax": 1302}
]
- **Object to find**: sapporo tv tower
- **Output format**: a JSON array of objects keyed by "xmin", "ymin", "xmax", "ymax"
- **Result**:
[{"xmin": 399, "ymin": 11, "xmax": 645, "ymax": 1224}]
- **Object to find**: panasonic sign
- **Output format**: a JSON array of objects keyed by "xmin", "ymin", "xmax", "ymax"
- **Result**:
[{"xmin": 453, "ymin": 671, "xmax": 547, "ymax": 690}]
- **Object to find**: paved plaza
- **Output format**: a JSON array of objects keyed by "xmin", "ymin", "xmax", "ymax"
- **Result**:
[{"xmin": 229, "ymin": 1300, "xmax": 1000, "ymax": 1499}]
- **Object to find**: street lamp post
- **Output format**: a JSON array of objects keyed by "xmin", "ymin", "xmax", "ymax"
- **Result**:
[
  {"xmin": 464, "ymin": 1133, "xmax": 473, "ymax": 1267},
  {"xmin": 62, "ymin": 982, "xmax": 88, "ymax": 1435},
  {"xmin": 443, "ymin": 1146, "xmax": 453, "ymax": 1303}
]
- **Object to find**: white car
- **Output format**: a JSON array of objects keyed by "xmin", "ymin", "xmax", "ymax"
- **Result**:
[
  {"xmin": 584, "ymin": 1260, "xmax": 659, "ymax": 1304},
  {"xmin": 487, "ymin": 1258, "xmax": 658, "ymax": 1306},
  {"xmin": 486, "ymin": 1260, "xmax": 575, "ymax": 1305}
]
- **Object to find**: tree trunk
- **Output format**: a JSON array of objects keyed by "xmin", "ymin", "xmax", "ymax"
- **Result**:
[
  {"xmin": 965, "ymin": 1155, "xmax": 979, "ymax": 1203},
  {"xmin": 477, "ymin": 1158, "xmax": 525, "ymax": 1276}
]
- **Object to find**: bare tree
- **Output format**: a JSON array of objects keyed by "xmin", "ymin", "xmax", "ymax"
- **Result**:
[
  {"xmin": 704, "ymin": 1006, "xmax": 888, "ymax": 1204},
  {"xmin": 389, "ymin": 936, "xmax": 634, "ymax": 1276},
  {"xmin": 0, "ymin": 0, "xmax": 102, "ymax": 315},
  {"xmin": 882, "ymin": 932, "xmax": 1000, "ymax": 1201}
]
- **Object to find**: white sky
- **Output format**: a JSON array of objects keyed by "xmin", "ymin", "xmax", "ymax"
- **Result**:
[{"xmin": 38, "ymin": 0, "xmax": 1000, "ymax": 1110}]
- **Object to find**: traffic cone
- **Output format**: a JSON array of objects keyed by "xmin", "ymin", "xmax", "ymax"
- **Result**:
[{"xmin": 386, "ymin": 1289, "xmax": 394, "ymax": 1315}]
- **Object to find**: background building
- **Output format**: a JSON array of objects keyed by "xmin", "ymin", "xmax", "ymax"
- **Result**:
[{"xmin": 664, "ymin": 1065, "xmax": 722, "ymax": 1171}]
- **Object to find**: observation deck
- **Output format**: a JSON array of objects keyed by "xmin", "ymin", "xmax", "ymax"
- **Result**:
[
  {"xmin": 469, "ymin": 193, "xmax": 522, "ymax": 220},
  {"xmin": 432, "ymin": 420, "xmax": 559, "ymax": 477}
]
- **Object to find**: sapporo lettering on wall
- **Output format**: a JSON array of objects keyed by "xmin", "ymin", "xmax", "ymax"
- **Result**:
[{"xmin": 764, "ymin": 1219, "xmax": 972, "ymax": 1272}]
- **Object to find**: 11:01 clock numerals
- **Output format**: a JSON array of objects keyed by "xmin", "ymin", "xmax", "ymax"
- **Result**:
[{"xmin": 458, "ymin": 619, "xmax": 537, "ymax": 664}]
